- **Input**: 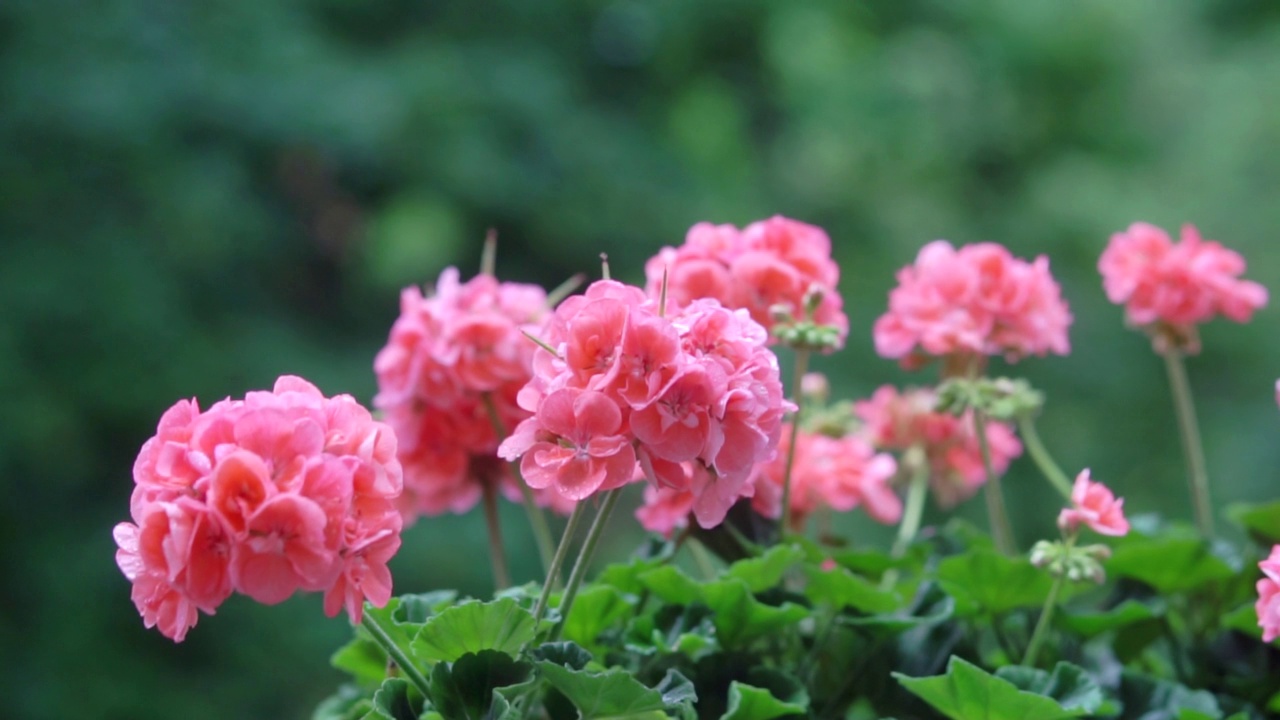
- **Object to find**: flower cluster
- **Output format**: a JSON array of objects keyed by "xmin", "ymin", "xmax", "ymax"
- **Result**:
[
  {"xmin": 1257, "ymin": 546, "xmax": 1280, "ymax": 643},
  {"xmin": 855, "ymin": 385, "xmax": 1022, "ymax": 507},
  {"xmin": 751, "ymin": 424, "xmax": 901, "ymax": 529},
  {"xmin": 874, "ymin": 241, "xmax": 1072, "ymax": 369},
  {"xmin": 114, "ymin": 376, "xmax": 403, "ymax": 641},
  {"xmin": 1057, "ymin": 469, "xmax": 1129, "ymax": 537},
  {"xmin": 1099, "ymin": 223, "xmax": 1267, "ymax": 353},
  {"xmin": 643, "ymin": 216, "xmax": 848, "ymax": 350},
  {"xmin": 499, "ymin": 280, "xmax": 788, "ymax": 528},
  {"xmin": 374, "ymin": 268, "xmax": 573, "ymax": 522}
]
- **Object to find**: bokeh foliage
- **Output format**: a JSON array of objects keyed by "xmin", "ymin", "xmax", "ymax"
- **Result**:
[{"xmin": 3, "ymin": 0, "xmax": 1280, "ymax": 717}]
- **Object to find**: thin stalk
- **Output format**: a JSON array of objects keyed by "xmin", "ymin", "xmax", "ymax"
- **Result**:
[
  {"xmin": 480, "ymin": 229, "xmax": 497, "ymax": 277},
  {"xmin": 531, "ymin": 501, "xmax": 587, "ymax": 624},
  {"xmin": 880, "ymin": 448, "xmax": 929, "ymax": 591},
  {"xmin": 1016, "ymin": 414, "xmax": 1074, "ymax": 500},
  {"xmin": 550, "ymin": 488, "xmax": 623, "ymax": 641},
  {"xmin": 482, "ymin": 393, "xmax": 555, "ymax": 575},
  {"xmin": 362, "ymin": 610, "xmax": 432, "ymax": 700},
  {"xmin": 779, "ymin": 348, "xmax": 811, "ymax": 537},
  {"xmin": 481, "ymin": 479, "xmax": 511, "ymax": 590},
  {"xmin": 1162, "ymin": 349, "xmax": 1214, "ymax": 537},
  {"xmin": 689, "ymin": 537, "xmax": 718, "ymax": 580},
  {"xmin": 1022, "ymin": 536, "xmax": 1073, "ymax": 667},
  {"xmin": 974, "ymin": 410, "xmax": 1015, "ymax": 555}
]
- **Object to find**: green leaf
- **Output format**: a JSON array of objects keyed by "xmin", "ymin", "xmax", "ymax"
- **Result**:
[
  {"xmin": 428, "ymin": 650, "xmax": 533, "ymax": 720},
  {"xmin": 312, "ymin": 684, "xmax": 374, "ymax": 720},
  {"xmin": 531, "ymin": 641, "xmax": 592, "ymax": 671},
  {"xmin": 894, "ymin": 656, "xmax": 1091, "ymax": 720},
  {"xmin": 1117, "ymin": 671, "xmax": 1221, "ymax": 720},
  {"xmin": 702, "ymin": 579, "xmax": 810, "ymax": 648},
  {"xmin": 364, "ymin": 598, "xmax": 431, "ymax": 663},
  {"xmin": 561, "ymin": 585, "xmax": 635, "ymax": 650},
  {"xmin": 367, "ymin": 678, "xmax": 423, "ymax": 720},
  {"xmin": 803, "ymin": 564, "xmax": 903, "ymax": 614},
  {"xmin": 638, "ymin": 565, "xmax": 706, "ymax": 605},
  {"xmin": 1055, "ymin": 600, "xmax": 1163, "ymax": 639},
  {"xmin": 332, "ymin": 635, "xmax": 391, "ymax": 686},
  {"xmin": 937, "ymin": 551, "xmax": 1067, "ymax": 617},
  {"xmin": 1221, "ymin": 602, "xmax": 1262, "ymax": 639},
  {"xmin": 720, "ymin": 682, "xmax": 806, "ymax": 720},
  {"xmin": 412, "ymin": 598, "xmax": 537, "ymax": 664},
  {"xmin": 1108, "ymin": 536, "xmax": 1235, "ymax": 594},
  {"xmin": 724, "ymin": 545, "xmax": 804, "ymax": 592},
  {"xmin": 1227, "ymin": 500, "xmax": 1280, "ymax": 545},
  {"xmin": 597, "ymin": 556, "xmax": 671, "ymax": 595},
  {"xmin": 537, "ymin": 662, "xmax": 696, "ymax": 719},
  {"xmin": 843, "ymin": 590, "xmax": 956, "ymax": 632},
  {"xmin": 993, "ymin": 662, "xmax": 1105, "ymax": 714}
]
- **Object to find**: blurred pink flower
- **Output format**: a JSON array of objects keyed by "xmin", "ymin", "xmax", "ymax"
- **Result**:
[
  {"xmin": 1057, "ymin": 469, "xmax": 1129, "ymax": 537},
  {"xmin": 874, "ymin": 241, "xmax": 1072, "ymax": 369},
  {"xmin": 1099, "ymin": 223, "xmax": 1267, "ymax": 353},
  {"xmin": 115, "ymin": 376, "xmax": 403, "ymax": 641},
  {"xmin": 1257, "ymin": 546, "xmax": 1280, "ymax": 643}
]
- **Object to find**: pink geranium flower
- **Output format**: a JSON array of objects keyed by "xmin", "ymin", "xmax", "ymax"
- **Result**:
[
  {"xmin": 874, "ymin": 241, "xmax": 1072, "ymax": 369},
  {"xmin": 1099, "ymin": 223, "xmax": 1267, "ymax": 353},
  {"xmin": 1257, "ymin": 546, "xmax": 1280, "ymax": 643},
  {"xmin": 374, "ymin": 268, "xmax": 573, "ymax": 521},
  {"xmin": 114, "ymin": 376, "xmax": 403, "ymax": 641},
  {"xmin": 644, "ymin": 216, "xmax": 848, "ymax": 351},
  {"xmin": 855, "ymin": 385, "xmax": 1021, "ymax": 508},
  {"xmin": 1057, "ymin": 469, "xmax": 1129, "ymax": 537}
]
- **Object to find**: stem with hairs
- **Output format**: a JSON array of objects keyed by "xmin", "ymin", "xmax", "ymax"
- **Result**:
[
  {"xmin": 1162, "ymin": 348, "xmax": 1214, "ymax": 537},
  {"xmin": 549, "ymin": 488, "xmax": 623, "ymax": 641},
  {"xmin": 1016, "ymin": 413, "xmax": 1074, "ymax": 500},
  {"xmin": 779, "ymin": 348, "xmax": 811, "ymax": 537},
  {"xmin": 975, "ymin": 409, "xmax": 1015, "ymax": 554}
]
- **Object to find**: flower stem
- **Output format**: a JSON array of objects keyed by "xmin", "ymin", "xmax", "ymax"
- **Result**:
[
  {"xmin": 550, "ymin": 487, "xmax": 623, "ymax": 641},
  {"xmin": 481, "ymin": 479, "xmax": 510, "ymax": 590},
  {"xmin": 1022, "ymin": 536, "xmax": 1072, "ymax": 667},
  {"xmin": 483, "ymin": 393, "xmax": 555, "ymax": 576},
  {"xmin": 891, "ymin": 447, "xmax": 930, "ymax": 559},
  {"xmin": 1016, "ymin": 414, "xmax": 1074, "ymax": 500},
  {"xmin": 779, "ymin": 348, "xmax": 811, "ymax": 537},
  {"xmin": 974, "ymin": 409, "xmax": 1015, "ymax": 555},
  {"xmin": 1162, "ymin": 349, "xmax": 1214, "ymax": 538},
  {"xmin": 362, "ymin": 609, "xmax": 432, "ymax": 700},
  {"xmin": 531, "ymin": 501, "xmax": 587, "ymax": 624}
]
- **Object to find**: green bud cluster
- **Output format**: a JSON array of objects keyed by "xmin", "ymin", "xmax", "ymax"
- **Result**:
[
  {"xmin": 935, "ymin": 377, "xmax": 1044, "ymax": 421},
  {"xmin": 1029, "ymin": 539, "xmax": 1112, "ymax": 584}
]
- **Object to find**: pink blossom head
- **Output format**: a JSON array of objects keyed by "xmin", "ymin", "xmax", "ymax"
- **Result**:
[
  {"xmin": 1099, "ymin": 223, "xmax": 1267, "ymax": 353},
  {"xmin": 752, "ymin": 425, "xmax": 900, "ymax": 527},
  {"xmin": 855, "ymin": 385, "xmax": 1021, "ymax": 508},
  {"xmin": 115, "ymin": 376, "xmax": 403, "ymax": 641},
  {"xmin": 644, "ymin": 216, "xmax": 848, "ymax": 352},
  {"xmin": 1056, "ymin": 469, "xmax": 1129, "ymax": 537},
  {"xmin": 374, "ymin": 268, "xmax": 558, "ymax": 522},
  {"xmin": 874, "ymin": 241, "xmax": 1072, "ymax": 369},
  {"xmin": 1257, "ymin": 545, "xmax": 1280, "ymax": 643}
]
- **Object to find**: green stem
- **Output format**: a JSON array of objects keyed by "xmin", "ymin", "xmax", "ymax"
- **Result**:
[
  {"xmin": 1162, "ymin": 349, "xmax": 1214, "ymax": 538},
  {"xmin": 779, "ymin": 348, "xmax": 811, "ymax": 537},
  {"xmin": 689, "ymin": 537, "xmax": 718, "ymax": 580},
  {"xmin": 531, "ymin": 501, "xmax": 587, "ymax": 624},
  {"xmin": 550, "ymin": 488, "xmax": 623, "ymax": 641},
  {"xmin": 974, "ymin": 409, "xmax": 1015, "ymax": 555},
  {"xmin": 483, "ymin": 393, "xmax": 555, "ymax": 576},
  {"xmin": 891, "ymin": 448, "xmax": 929, "ymax": 559},
  {"xmin": 362, "ymin": 610, "xmax": 432, "ymax": 700},
  {"xmin": 1022, "ymin": 536, "xmax": 1073, "ymax": 667},
  {"xmin": 481, "ymin": 479, "xmax": 510, "ymax": 590},
  {"xmin": 1016, "ymin": 414, "xmax": 1074, "ymax": 500}
]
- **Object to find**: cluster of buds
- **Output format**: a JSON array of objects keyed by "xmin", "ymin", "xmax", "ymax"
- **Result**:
[
  {"xmin": 1030, "ymin": 540, "xmax": 1113, "ymax": 584},
  {"xmin": 768, "ymin": 286, "xmax": 844, "ymax": 353},
  {"xmin": 934, "ymin": 376, "xmax": 1044, "ymax": 422}
]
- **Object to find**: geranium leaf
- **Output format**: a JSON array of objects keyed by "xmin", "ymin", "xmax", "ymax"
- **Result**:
[
  {"xmin": 537, "ymin": 662, "xmax": 696, "ymax": 719},
  {"xmin": 312, "ymin": 684, "xmax": 374, "ymax": 720},
  {"xmin": 993, "ymin": 662, "xmax": 1105, "ymax": 714},
  {"xmin": 638, "ymin": 565, "xmax": 705, "ymax": 605},
  {"xmin": 937, "ymin": 551, "xmax": 1068, "ymax": 617},
  {"xmin": 412, "ymin": 598, "xmax": 538, "ymax": 664},
  {"xmin": 428, "ymin": 650, "xmax": 532, "ymax": 720},
  {"xmin": 1227, "ymin": 500, "xmax": 1280, "ymax": 546},
  {"xmin": 719, "ymin": 682, "xmax": 806, "ymax": 720},
  {"xmin": 367, "ymin": 677, "xmax": 424, "ymax": 720},
  {"xmin": 561, "ymin": 585, "xmax": 634, "ymax": 651},
  {"xmin": 702, "ymin": 579, "xmax": 810, "ymax": 648},
  {"xmin": 804, "ymin": 564, "xmax": 903, "ymax": 614},
  {"xmin": 894, "ymin": 656, "xmax": 1090, "ymax": 720},
  {"xmin": 1055, "ymin": 599, "xmax": 1163, "ymax": 639},
  {"xmin": 1108, "ymin": 536, "xmax": 1235, "ymax": 594},
  {"xmin": 724, "ymin": 545, "xmax": 804, "ymax": 592},
  {"xmin": 332, "ymin": 635, "xmax": 389, "ymax": 686},
  {"xmin": 1117, "ymin": 671, "xmax": 1222, "ymax": 720}
]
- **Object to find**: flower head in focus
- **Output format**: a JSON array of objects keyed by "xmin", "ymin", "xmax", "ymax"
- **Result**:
[
  {"xmin": 874, "ymin": 241, "xmax": 1072, "ymax": 370},
  {"xmin": 115, "ymin": 376, "xmax": 403, "ymax": 641},
  {"xmin": 1099, "ymin": 223, "xmax": 1267, "ymax": 353},
  {"xmin": 1056, "ymin": 469, "xmax": 1129, "ymax": 537}
]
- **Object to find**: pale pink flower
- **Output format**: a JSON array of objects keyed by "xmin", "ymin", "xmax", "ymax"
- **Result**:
[
  {"xmin": 1057, "ymin": 469, "xmax": 1129, "ymax": 537},
  {"xmin": 752, "ymin": 425, "xmax": 900, "ymax": 527},
  {"xmin": 1256, "ymin": 546, "xmax": 1280, "ymax": 643},
  {"xmin": 635, "ymin": 483, "xmax": 697, "ymax": 537},
  {"xmin": 874, "ymin": 241, "xmax": 1072, "ymax": 368},
  {"xmin": 374, "ymin": 268, "xmax": 565, "ymax": 522},
  {"xmin": 1099, "ymin": 223, "xmax": 1267, "ymax": 353},
  {"xmin": 855, "ymin": 385, "xmax": 1022, "ymax": 508},
  {"xmin": 115, "ymin": 376, "xmax": 403, "ymax": 641},
  {"xmin": 644, "ymin": 216, "xmax": 848, "ymax": 351}
]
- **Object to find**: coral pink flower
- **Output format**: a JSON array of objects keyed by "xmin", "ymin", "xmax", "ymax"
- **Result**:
[
  {"xmin": 1099, "ymin": 223, "xmax": 1267, "ymax": 353},
  {"xmin": 1057, "ymin": 469, "xmax": 1129, "ymax": 537},
  {"xmin": 374, "ymin": 268, "xmax": 572, "ymax": 522},
  {"xmin": 503, "ymin": 279, "xmax": 787, "ymax": 528},
  {"xmin": 874, "ymin": 241, "xmax": 1072, "ymax": 369},
  {"xmin": 752, "ymin": 425, "xmax": 900, "ymax": 527},
  {"xmin": 1256, "ymin": 546, "xmax": 1280, "ymax": 643},
  {"xmin": 644, "ymin": 216, "xmax": 848, "ymax": 351},
  {"xmin": 635, "ymin": 483, "xmax": 697, "ymax": 537},
  {"xmin": 114, "ymin": 376, "xmax": 403, "ymax": 641},
  {"xmin": 855, "ymin": 385, "xmax": 1021, "ymax": 508}
]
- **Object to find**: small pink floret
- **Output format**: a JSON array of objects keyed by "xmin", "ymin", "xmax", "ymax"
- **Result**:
[
  {"xmin": 1056, "ymin": 469, "xmax": 1129, "ymax": 537},
  {"xmin": 1256, "ymin": 545, "xmax": 1280, "ymax": 643}
]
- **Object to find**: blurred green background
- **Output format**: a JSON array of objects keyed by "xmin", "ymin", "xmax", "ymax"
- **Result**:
[{"xmin": 4, "ymin": 0, "xmax": 1280, "ymax": 717}]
